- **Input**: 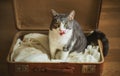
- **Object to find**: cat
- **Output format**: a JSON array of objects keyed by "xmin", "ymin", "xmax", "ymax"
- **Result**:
[
  {"xmin": 86, "ymin": 30, "xmax": 109, "ymax": 57},
  {"xmin": 49, "ymin": 9, "xmax": 87, "ymax": 60}
]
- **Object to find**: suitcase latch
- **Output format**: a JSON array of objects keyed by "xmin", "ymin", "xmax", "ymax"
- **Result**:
[
  {"xmin": 82, "ymin": 65, "xmax": 96, "ymax": 73},
  {"xmin": 15, "ymin": 64, "xmax": 29, "ymax": 72}
]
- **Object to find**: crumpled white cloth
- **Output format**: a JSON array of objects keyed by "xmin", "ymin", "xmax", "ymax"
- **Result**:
[
  {"xmin": 11, "ymin": 33, "xmax": 100, "ymax": 62},
  {"xmin": 11, "ymin": 33, "xmax": 50, "ymax": 62},
  {"xmin": 12, "ymin": 46, "xmax": 50, "ymax": 62},
  {"xmin": 66, "ymin": 45, "xmax": 100, "ymax": 63}
]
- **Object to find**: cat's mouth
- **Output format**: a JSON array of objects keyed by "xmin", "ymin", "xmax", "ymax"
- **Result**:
[{"xmin": 59, "ymin": 30, "xmax": 66, "ymax": 35}]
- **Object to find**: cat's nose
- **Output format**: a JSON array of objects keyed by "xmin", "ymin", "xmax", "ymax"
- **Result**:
[
  {"xmin": 59, "ymin": 29, "xmax": 65, "ymax": 32},
  {"xmin": 59, "ymin": 29, "xmax": 62, "ymax": 32},
  {"xmin": 59, "ymin": 29, "xmax": 63, "ymax": 32}
]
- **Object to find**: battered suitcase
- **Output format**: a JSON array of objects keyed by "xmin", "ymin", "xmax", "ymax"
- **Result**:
[{"xmin": 7, "ymin": 0, "xmax": 106, "ymax": 76}]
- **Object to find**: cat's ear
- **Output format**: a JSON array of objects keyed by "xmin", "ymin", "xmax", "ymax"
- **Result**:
[
  {"xmin": 68, "ymin": 10, "xmax": 75, "ymax": 20},
  {"xmin": 51, "ymin": 9, "xmax": 59, "ymax": 16}
]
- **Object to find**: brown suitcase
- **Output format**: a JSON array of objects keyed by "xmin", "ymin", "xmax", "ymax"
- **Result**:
[{"xmin": 7, "ymin": 0, "xmax": 105, "ymax": 76}]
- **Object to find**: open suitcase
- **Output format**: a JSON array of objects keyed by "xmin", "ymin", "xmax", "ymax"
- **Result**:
[{"xmin": 7, "ymin": 0, "xmax": 107, "ymax": 76}]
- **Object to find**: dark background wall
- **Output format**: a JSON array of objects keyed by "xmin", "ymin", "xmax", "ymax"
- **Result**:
[
  {"xmin": 0, "ymin": 0, "xmax": 120, "ymax": 76},
  {"xmin": 0, "ymin": 0, "xmax": 17, "ymax": 76}
]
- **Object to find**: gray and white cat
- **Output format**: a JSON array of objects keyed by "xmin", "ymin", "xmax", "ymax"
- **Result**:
[{"xmin": 49, "ymin": 9, "xmax": 87, "ymax": 60}]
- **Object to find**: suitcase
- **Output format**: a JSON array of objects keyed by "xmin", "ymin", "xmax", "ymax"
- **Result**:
[{"xmin": 7, "ymin": 0, "xmax": 106, "ymax": 76}]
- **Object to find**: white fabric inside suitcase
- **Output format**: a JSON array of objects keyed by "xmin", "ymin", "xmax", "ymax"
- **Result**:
[{"xmin": 11, "ymin": 33, "xmax": 100, "ymax": 63}]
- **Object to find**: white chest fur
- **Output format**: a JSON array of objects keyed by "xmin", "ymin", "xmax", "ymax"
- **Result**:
[{"xmin": 49, "ymin": 28, "xmax": 73, "ymax": 59}]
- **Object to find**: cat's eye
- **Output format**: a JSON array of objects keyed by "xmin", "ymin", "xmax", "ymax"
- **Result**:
[
  {"xmin": 64, "ymin": 22, "xmax": 68, "ymax": 27},
  {"xmin": 54, "ymin": 23, "xmax": 60, "ymax": 28},
  {"xmin": 64, "ymin": 20, "xmax": 68, "ymax": 25},
  {"xmin": 64, "ymin": 22, "xmax": 72, "ymax": 29},
  {"xmin": 65, "ymin": 22, "xmax": 68, "ymax": 26}
]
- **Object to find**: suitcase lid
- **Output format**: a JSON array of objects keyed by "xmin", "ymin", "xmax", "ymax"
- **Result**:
[{"xmin": 14, "ymin": 0, "xmax": 102, "ymax": 31}]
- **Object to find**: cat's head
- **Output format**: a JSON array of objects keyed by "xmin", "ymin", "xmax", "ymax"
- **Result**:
[{"xmin": 50, "ymin": 9, "xmax": 75, "ymax": 35}]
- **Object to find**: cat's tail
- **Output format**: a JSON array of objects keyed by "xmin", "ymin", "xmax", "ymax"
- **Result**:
[{"xmin": 87, "ymin": 30, "xmax": 109, "ymax": 57}]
